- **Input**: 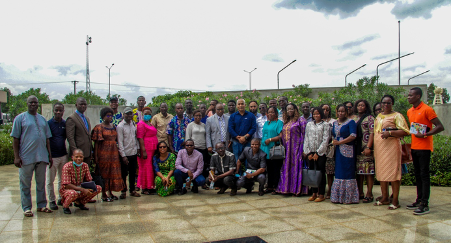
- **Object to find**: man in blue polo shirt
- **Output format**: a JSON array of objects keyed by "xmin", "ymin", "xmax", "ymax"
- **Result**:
[
  {"xmin": 46, "ymin": 103, "xmax": 68, "ymax": 210},
  {"xmin": 11, "ymin": 96, "xmax": 53, "ymax": 217},
  {"xmin": 228, "ymin": 99, "xmax": 257, "ymax": 163}
]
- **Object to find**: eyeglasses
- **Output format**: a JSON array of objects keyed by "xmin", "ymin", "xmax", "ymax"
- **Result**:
[
  {"xmin": 381, "ymin": 102, "xmax": 392, "ymax": 105},
  {"xmin": 185, "ymin": 145, "xmax": 194, "ymax": 147},
  {"xmin": 346, "ymin": 106, "xmax": 353, "ymax": 109},
  {"xmin": 158, "ymin": 146, "xmax": 167, "ymax": 149},
  {"xmin": 106, "ymin": 115, "xmax": 113, "ymax": 118}
]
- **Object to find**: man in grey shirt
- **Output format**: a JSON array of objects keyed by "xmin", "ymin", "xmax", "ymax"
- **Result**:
[
  {"xmin": 209, "ymin": 142, "xmax": 237, "ymax": 196},
  {"xmin": 11, "ymin": 95, "xmax": 53, "ymax": 217},
  {"xmin": 236, "ymin": 138, "xmax": 267, "ymax": 196}
]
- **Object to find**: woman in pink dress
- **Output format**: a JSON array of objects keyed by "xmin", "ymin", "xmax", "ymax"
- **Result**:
[{"xmin": 137, "ymin": 107, "xmax": 158, "ymax": 195}]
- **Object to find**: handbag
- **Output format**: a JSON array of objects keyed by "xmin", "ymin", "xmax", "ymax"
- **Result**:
[
  {"xmin": 81, "ymin": 181, "xmax": 97, "ymax": 192},
  {"xmin": 302, "ymin": 159, "xmax": 322, "ymax": 188},
  {"xmin": 270, "ymin": 143, "xmax": 285, "ymax": 160},
  {"xmin": 401, "ymin": 138, "xmax": 412, "ymax": 164}
]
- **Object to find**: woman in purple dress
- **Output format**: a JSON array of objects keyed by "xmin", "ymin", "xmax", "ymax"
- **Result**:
[{"xmin": 276, "ymin": 103, "xmax": 308, "ymax": 196}]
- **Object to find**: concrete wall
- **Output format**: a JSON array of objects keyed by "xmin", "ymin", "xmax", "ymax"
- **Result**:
[
  {"xmin": 41, "ymin": 104, "xmax": 158, "ymax": 127},
  {"xmin": 212, "ymin": 84, "xmax": 428, "ymax": 103},
  {"xmin": 432, "ymin": 103, "xmax": 451, "ymax": 136}
]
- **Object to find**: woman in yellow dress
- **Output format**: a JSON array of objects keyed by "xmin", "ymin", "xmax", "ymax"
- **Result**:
[{"xmin": 373, "ymin": 95, "xmax": 409, "ymax": 210}]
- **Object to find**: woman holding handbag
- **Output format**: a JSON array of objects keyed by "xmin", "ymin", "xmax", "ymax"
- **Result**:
[
  {"xmin": 260, "ymin": 106, "xmax": 284, "ymax": 194},
  {"xmin": 303, "ymin": 107, "xmax": 330, "ymax": 202}
]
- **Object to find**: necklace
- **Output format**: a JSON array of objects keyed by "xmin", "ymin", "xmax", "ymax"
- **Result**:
[{"xmin": 72, "ymin": 164, "xmax": 83, "ymax": 185}]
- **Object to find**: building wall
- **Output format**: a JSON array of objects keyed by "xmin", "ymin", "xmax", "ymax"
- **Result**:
[{"xmin": 432, "ymin": 103, "xmax": 450, "ymax": 136}]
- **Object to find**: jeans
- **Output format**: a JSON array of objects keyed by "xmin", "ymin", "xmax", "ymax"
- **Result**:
[
  {"xmin": 236, "ymin": 174, "xmax": 266, "ymax": 192},
  {"xmin": 20, "ymin": 162, "xmax": 48, "ymax": 211},
  {"xmin": 195, "ymin": 148, "xmax": 211, "ymax": 183},
  {"xmin": 121, "ymin": 155, "xmax": 138, "ymax": 193},
  {"xmin": 174, "ymin": 169, "xmax": 206, "ymax": 189},
  {"xmin": 412, "ymin": 149, "xmax": 431, "ymax": 205},
  {"xmin": 46, "ymin": 155, "xmax": 67, "ymax": 202},
  {"xmin": 307, "ymin": 155, "xmax": 327, "ymax": 195},
  {"xmin": 232, "ymin": 140, "xmax": 250, "ymax": 170}
]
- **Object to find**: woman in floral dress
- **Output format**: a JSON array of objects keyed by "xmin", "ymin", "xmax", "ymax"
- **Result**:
[{"xmin": 153, "ymin": 141, "xmax": 176, "ymax": 197}]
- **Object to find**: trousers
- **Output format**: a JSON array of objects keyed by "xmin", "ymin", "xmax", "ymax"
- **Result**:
[
  {"xmin": 20, "ymin": 162, "xmax": 48, "ymax": 211},
  {"xmin": 236, "ymin": 173, "xmax": 266, "ymax": 192},
  {"xmin": 46, "ymin": 155, "xmax": 67, "ymax": 202},
  {"xmin": 174, "ymin": 169, "xmax": 206, "ymax": 189},
  {"xmin": 121, "ymin": 155, "xmax": 138, "ymax": 193},
  {"xmin": 412, "ymin": 149, "xmax": 431, "ymax": 205}
]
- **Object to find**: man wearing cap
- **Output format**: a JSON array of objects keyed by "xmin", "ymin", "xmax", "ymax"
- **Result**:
[
  {"xmin": 101, "ymin": 97, "xmax": 123, "ymax": 126},
  {"xmin": 116, "ymin": 107, "xmax": 141, "ymax": 198}
]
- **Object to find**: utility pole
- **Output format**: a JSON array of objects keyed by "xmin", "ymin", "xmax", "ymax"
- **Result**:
[
  {"xmin": 277, "ymin": 60, "xmax": 296, "ymax": 89},
  {"xmin": 71, "ymin": 81, "xmax": 79, "ymax": 94},
  {"xmin": 86, "ymin": 35, "xmax": 92, "ymax": 92},
  {"xmin": 398, "ymin": 20, "xmax": 401, "ymax": 85},
  {"xmin": 106, "ymin": 64, "xmax": 114, "ymax": 97}
]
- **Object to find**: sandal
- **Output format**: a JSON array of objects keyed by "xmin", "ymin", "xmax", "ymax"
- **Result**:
[
  {"xmin": 388, "ymin": 204, "xmax": 401, "ymax": 210},
  {"xmin": 37, "ymin": 208, "xmax": 53, "ymax": 213},
  {"xmin": 362, "ymin": 197, "xmax": 374, "ymax": 203},
  {"xmin": 271, "ymin": 191, "xmax": 277, "ymax": 195},
  {"xmin": 202, "ymin": 185, "xmax": 209, "ymax": 190},
  {"xmin": 142, "ymin": 190, "xmax": 151, "ymax": 195},
  {"xmin": 101, "ymin": 197, "xmax": 113, "ymax": 202},
  {"xmin": 120, "ymin": 192, "xmax": 126, "ymax": 199},
  {"xmin": 373, "ymin": 201, "xmax": 389, "ymax": 206},
  {"xmin": 130, "ymin": 191, "xmax": 141, "ymax": 197},
  {"xmin": 375, "ymin": 196, "xmax": 383, "ymax": 201},
  {"xmin": 264, "ymin": 188, "xmax": 274, "ymax": 194},
  {"xmin": 23, "ymin": 210, "xmax": 33, "ymax": 217},
  {"xmin": 110, "ymin": 195, "xmax": 119, "ymax": 200},
  {"xmin": 325, "ymin": 195, "xmax": 330, "ymax": 199}
]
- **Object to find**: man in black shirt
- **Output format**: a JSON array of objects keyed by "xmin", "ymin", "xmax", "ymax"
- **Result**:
[
  {"xmin": 236, "ymin": 138, "xmax": 267, "ymax": 196},
  {"xmin": 209, "ymin": 142, "xmax": 237, "ymax": 196}
]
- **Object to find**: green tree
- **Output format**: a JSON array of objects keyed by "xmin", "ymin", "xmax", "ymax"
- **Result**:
[
  {"xmin": 427, "ymin": 83, "xmax": 449, "ymax": 104},
  {"xmin": 62, "ymin": 90, "xmax": 106, "ymax": 105},
  {"xmin": 9, "ymin": 88, "xmax": 52, "ymax": 118}
]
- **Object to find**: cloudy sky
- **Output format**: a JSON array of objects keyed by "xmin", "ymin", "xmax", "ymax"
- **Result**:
[{"xmin": 1, "ymin": 0, "xmax": 450, "ymax": 105}]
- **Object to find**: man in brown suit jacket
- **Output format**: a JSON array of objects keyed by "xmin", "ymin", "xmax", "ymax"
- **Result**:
[{"xmin": 66, "ymin": 98, "xmax": 92, "ymax": 165}]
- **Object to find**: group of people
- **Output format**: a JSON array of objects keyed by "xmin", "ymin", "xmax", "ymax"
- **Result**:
[{"xmin": 11, "ymin": 87, "xmax": 444, "ymax": 217}]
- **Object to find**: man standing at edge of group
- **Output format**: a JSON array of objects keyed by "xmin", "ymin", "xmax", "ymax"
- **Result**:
[
  {"xmin": 406, "ymin": 87, "xmax": 444, "ymax": 215},
  {"xmin": 151, "ymin": 103, "xmax": 174, "ymax": 144},
  {"xmin": 206, "ymin": 103, "xmax": 230, "ymax": 153},
  {"xmin": 249, "ymin": 101, "xmax": 262, "ymax": 140},
  {"xmin": 228, "ymin": 99, "xmax": 257, "ymax": 163},
  {"xmin": 278, "ymin": 96, "xmax": 288, "ymax": 121},
  {"xmin": 167, "ymin": 103, "xmax": 191, "ymax": 154},
  {"xmin": 184, "ymin": 99, "xmax": 195, "ymax": 122},
  {"xmin": 133, "ymin": 96, "xmax": 146, "ymax": 123},
  {"xmin": 301, "ymin": 101, "xmax": 313, "ymax": 123},
  {"xmin": 101, "ymin": 96, "xmax": 123, "ymax": 126},
  {"xmin": 11, "ymin": 95, "xmax": 53, "ymax": 217},
  {"xmin": 46, "ymin": 102, "xmax": 68, "ymax": 210},
  {"xmin": 207, "ymin": 100, "xmax": 219, "ymax": 117},
  {"xmin": 256, "ymin": 103, "xmax": 268, "ymax": 139},
  {"xmin": 66, "ymin": 97, "xmax": 92, "ymax": 165},
  {"xmin": 117, "ymin": 107, "xmax": 141, "ymax": 198}
]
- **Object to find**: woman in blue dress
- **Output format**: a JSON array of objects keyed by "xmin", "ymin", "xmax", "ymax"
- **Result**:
[{"xmin": 331, "ymin": 104, "xmax": 359, "ymax": 204}]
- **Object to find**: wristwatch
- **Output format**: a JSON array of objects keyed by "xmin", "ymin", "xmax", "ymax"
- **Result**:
[{"xmin": 389, "ymin": 131, "xmax": 392, "ymax": 136}]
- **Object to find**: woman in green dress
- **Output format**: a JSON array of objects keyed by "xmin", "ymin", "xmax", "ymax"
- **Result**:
[{"xmin": 153, "ymin": 141, "xmax": 176, "ymax": 197}]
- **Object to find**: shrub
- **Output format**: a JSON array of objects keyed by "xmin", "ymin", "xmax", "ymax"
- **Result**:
[{"xmin": 0, "ymin": 133, "xmax": 14, "ymax": 166}]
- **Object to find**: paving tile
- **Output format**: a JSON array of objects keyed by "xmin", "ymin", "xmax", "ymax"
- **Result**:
[
  {"xmin": 0, "ymin": 220, "xmax": 8, "ymax": 231},
  {"xmin": 2, "ymin": 217, "xmax": 54, "ymax": 231},
  {"xmin": 202, "ymin": 195, "xmax": 241, "ymax": 205},
  {"xmin": 410, "ymin": 222, "xmax": 451, "ymax": 241},
  {"xmin": 242, "ymin": 219, "xmax": 296, "ymax": 234},
  {"xmin": 170, "ymin": 199, "xmax": 207, "ymax": 207},
  {"xmin": 296, "ymin": 200, "xmax": 344, "ymax": 212},
  {"xmin": 49, "ymin": 225, "xmax": 98, "ymax": 242},
  {"xmin": 373, "ymin": 227, "xmax": 439, "ymax": 242},
  {"xmin": 197, "ymin": 224, "xmax": 256, "ymax": 242},
  {"xmin": 0, "ymin": 229, "xmax": 51, "ymax": 243},
  {"xmin": 215, "ymin": 202, "xmax": 255, "ymax": 212},
  {"xmin": 143, "ymin": 218, "xmax": 194, "ymax": 232},
  {"xmin": 227, "ymin": 209, "xmax": 273, "ymax": 223},
  {"xmin": 342, "ymin": 218, "xmax": 400, "ymax": 234},
  {"xmin": 137, "ymin": 208, "xmax": 182, "ymax": 220},
  {"xmin": 245, "ymin": 198, "xmax": 290, "ymax": 209},
  {"xmin": 52, "ymin": 214, "xmax": 99, "ymax": 228},
  {"xmin": 303, "ymin": 224, "xmax": 366, "ymax": 242},
  {"xmin": 100, "ymin": 233, "xmax": 155, "ymax": 243},
  {"xmin": 97, "ymin": 211, "xmax": 141, "ymax": 225},
  {"xmin": 98, "ymin": 221, "xmax": 147, "ymax": 238},
  {"xmin": 262, "ymin": 205, "xmax": 307, "ymax": 218},
  {"xmin": 259, "ymin": 230, "xmax": 323, "ymax": 243},
  {"xmin": 281, "ymin": 213, "xmax": 336, "ymax": 229},
  {"xmin": 186, "ymin": 213, "xmax": 231, "ymax": 228},
  {"xmin": 152, "ymin": 229, "xmax": 207, "ymax": 243},
  {"xmin": 184, "ymin": 205, "xmax": 218, "ymax": 216},
  {"xmin": 374, "ymin": 212, "xmax": 437, "ymax": 228},
  {"xmin": 317, "ymin": 209, "xmax": 367, "ymax": 223}
]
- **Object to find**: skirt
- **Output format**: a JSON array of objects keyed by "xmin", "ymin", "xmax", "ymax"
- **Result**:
[
  {"xmin": 356, "ymin": 155, "xmax": 375, "ymax": 175},
  {"xmin": 325, "ymin": 157, "xmax": 335, "ymax": 175},
  {"xmin": 330, "ymin": 179, "xmax": 359, "ymax": 204}
]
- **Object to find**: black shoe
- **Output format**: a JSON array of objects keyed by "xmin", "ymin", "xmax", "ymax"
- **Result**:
[
  {"xmin": 217, "ymin": 187, "xmax": 227, "ymax": 194},
  {"xmin": 63, "ymin": 208, "xmax": 71, "ymax": 214},
  {"xmin": 246, "ymin": 187, "xmax": 252, "ymax": 194},
  {"xmin": 49, "ymin": 201, "xmax": 58, "ymax": 210},
  {"xmin": 258, "ymin": 190, "xmax": 264, "ymax": 196},
  {"xmin": 230, "ymin": 188, "xmax": 237, "ymax": 196},
  {"xmin": 413, "ymin": 204, "xmax": 430, "ymax": 215},
  {"xmin": 191, "ymin": 186, "xmax": 199, "ymax": 193},
  {"xmin": 178, "ymin": 187, "xmax": 187, "ymax": 195},
  {"xmin": 74, "ymin": 203, "xmax": 89, "ymax": 210},
  {"xmin": 57, "ymin": 199, "xmax": 72, "ymax": 207},
  {"xmin": 406, "ymin": 201, "xmax": 421, "ymax": 210}
]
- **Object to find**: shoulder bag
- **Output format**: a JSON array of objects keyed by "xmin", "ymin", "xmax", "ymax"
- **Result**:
[{"xmin": 269, "ymin": 142, "xmax": 285, "ymax": 160}]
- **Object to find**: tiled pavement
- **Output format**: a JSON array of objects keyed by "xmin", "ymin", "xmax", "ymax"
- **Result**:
[{"xmin": 1, "ymin": 164, "xmax": 451, "ymax": 242}]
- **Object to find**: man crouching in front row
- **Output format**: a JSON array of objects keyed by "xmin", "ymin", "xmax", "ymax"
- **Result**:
[
  {"xmin": 60, "ymin": 149, "xmax": 102, "ymax": 214},
  {"xmin": 209, "ymin": 142, "xmax": 238, "ymax": 196}
]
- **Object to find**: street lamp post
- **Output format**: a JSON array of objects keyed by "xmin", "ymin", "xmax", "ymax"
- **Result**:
[
  {"xmin": 244, "ymin": 68, "xmax": 257, "ymax": 90},
  {"xmin": 106, "ymin": 64, "xmax": 114, "ymax": 97},
  {"xmin": 86, "ymin": 35, "xmax": 92, "ymax": 92},
  {"xmin": 376, "ymin": 52, "xmax": 414, "ymax": 84},
  {"xmin": 277, "ymin": 60, "xmax": 296, "ymax": 89},
  {"xmin": 345, "ymin": 64, "xmax": 366, "ymax": 87},
  {"xmin": 408, "ymin": 70, "xmax": 430, "ymax": 85}
]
